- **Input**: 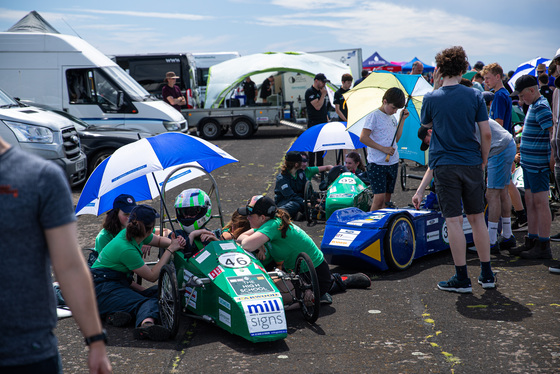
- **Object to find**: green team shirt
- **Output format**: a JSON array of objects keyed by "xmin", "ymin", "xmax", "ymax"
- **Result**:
[
  {"xmin": 94, "ymin": 228, "xmax": 115, "ymax": 254},
  {"xmin": 92, "ymin": 229, "xmax": 153, "ymax": 274},
  {"xmin": 304, "ymin": 166, "xmax": 319, "ymax": 180},
  {"xmin": 256, "ymin": 217, "xmax": 324, "ymax": 271}
]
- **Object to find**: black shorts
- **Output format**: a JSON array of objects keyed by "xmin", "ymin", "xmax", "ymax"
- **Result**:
[
  {"xmin": 315, "ymin": 260, "xmax": 334, "ymax": 296},
  {"xmin": 433, "ymin": 164, "xmax": 485, "ymax": 218}
]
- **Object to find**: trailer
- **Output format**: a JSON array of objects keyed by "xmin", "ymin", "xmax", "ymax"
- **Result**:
[{"xmin": 185, "ymin": 104, "xmax": 288, "ymax": 140}]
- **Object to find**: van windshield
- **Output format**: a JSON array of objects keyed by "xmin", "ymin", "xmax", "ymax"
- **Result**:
[
  {"xmin": 102, "ymin": 66, "xmax": 153, "ymax": 101},
  {"xmin": 0, "ymin": 89, "xmax": 18, "ymax": 107}
]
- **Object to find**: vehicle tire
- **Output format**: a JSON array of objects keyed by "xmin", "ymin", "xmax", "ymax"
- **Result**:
[
  {"xmin": 158, "ymin": 263, "xmax": 180, "ymax": 338},
  {"xmin": 88, "ymin": 149, "xmax": 114, "ymax": 175},
  {"xmin": 400, "ymin": 161, "xmax": 407, "ymax": 191},
  {"xmin": 294, "ymin": 252, "xmax": 321, "ymax": 323},
  {"xmin": 303, "ymin": 180, "xmax": 316, "ymax": 226},
  {"xmin": 199, "ymin": 119, "xmax": 221, "ymax": 140},
  {"xmin": 384, "ymin": 214, "xmax": 416, "ymax": 270},
  {"xmin": 231, "ymin": 117, "xmax": 254, "ymax": 139}
]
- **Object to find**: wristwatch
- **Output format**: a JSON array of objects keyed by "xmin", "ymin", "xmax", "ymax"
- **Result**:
[{"xmin": 85, "ymin": 329, "xmax": 108, "ymax": 346}]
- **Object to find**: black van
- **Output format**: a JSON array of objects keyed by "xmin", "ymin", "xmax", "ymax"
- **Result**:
[{"xmin": 114, "ymin": 53, "xmax": 200, "ymax": 108}]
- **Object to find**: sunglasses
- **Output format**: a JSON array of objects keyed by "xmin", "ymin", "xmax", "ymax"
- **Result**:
[{"xmin": 301, "ymin": 159, "xmax": 308, "ymax": 163}]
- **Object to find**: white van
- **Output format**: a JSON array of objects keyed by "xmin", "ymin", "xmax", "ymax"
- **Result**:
[{"xmin": 0, "ymin": 32, "xmax": 187, "ymax": 134}]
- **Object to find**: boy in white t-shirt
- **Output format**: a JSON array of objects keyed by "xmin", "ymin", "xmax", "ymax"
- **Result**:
[{"xmin": 359, "ymin": 87, "xmax": 409, "ymax": 211}]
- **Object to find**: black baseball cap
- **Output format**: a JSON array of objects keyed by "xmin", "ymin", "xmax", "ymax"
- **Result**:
[
  {"xmin": 237, "ymin": 195, "xmax": 277, "ymax": 217},
  {"xmin": 418, "ymin": 126, "xmax": 430, "ymax": 151},
  {"xmin": 286, "ymin": 151, "xmax": 303, "ymax": 163},
  {"xmin": 129, "ymin": 204, "xmax": 160, "ymax": 226},
  {"xmin": 113, "ymin": 194, "xmax": 136, "ymax": 213},
  {"xmin": 314, "ymin": 73, "xmax": 329, "ymax": 83},
  {"xmin": 510, "ymin": 75, "xmax": 538, "ymax": 96}
]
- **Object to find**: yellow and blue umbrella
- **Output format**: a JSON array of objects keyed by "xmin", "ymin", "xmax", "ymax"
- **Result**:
[{"xmin": 343, "ymin": 71, "xmax": 433, "ymax": 165}]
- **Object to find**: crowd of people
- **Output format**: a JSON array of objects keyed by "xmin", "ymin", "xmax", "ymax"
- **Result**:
[{"xmin": 3, "ymin": 44, "xmax": 559, "ymax": 373}]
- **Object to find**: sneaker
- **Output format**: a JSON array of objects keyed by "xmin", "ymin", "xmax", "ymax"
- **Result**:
[
  {"xmin": 341, "ymin": 273, "xmax": 371, "ymax": 289},
  {"xmin": 107, "ymin": 311, "xmax": 132, "ymax": 327},
  {"xmin": 133, "ymin": 323, "xmax": 170, "ymax": 341},
  {"xmin": 498, "ymin": 235, "xmax": 516, "ymax": 251},
  {"xmin": 549, "ymin": 263, "xmax": 560, "ymax": 274},
  {"xmin": 550, "ymin": 233, "xmax": 560, "ymax": 242},
  {"xmin": 477, "ymin": 272, "xmax": 496, "ymax": 289},
  {"xmin": 437, "ymin": 275, "xmax": 472, "ymax": 293},
  {"xmin": 490, "ymin": 242, "xmax": 500, "ymax": 254},
  {"xmin": 512, "ymin": 218, "xmax": 528, "ymax": 232},
  {"xmin": 320, "ymin": 292, "xmax": 333, "ymax": 304}
]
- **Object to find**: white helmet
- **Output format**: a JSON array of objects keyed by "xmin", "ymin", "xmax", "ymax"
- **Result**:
[{"xmin": 174, "ymin": 188, "xmax": 212, "ymax": 232}]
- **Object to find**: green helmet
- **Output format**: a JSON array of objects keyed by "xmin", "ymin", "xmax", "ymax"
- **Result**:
[{"xmin": 174, "ymin": 188, "xmax": 212, "ymax": 232}]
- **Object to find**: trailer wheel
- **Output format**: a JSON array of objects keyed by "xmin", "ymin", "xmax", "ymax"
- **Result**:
[
  {"xmin": 231, "ymin": 117, "xmax": 254, "ymax": 139},
  {"xmin": 199, "ymin": 119, "xmax": 221, "ymax": 140},
  {"xmin": 400, "ymin": 161, "xmax": 408, "ymax": 191},
  {"xmin": 384, "ymin": 215, "xmax": 416, "ymax": 270}
]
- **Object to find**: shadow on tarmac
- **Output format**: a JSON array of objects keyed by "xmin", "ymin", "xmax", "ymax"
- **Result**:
[{"xmin": 455, "ymin": 289, "xmax": 533, "ymax": 322}]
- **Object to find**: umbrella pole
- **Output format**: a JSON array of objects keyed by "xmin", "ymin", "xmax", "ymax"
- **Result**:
[
  {"xmin": 152, "ymin": 172, "xmax": 177, "ymax": 236},
  {"xmin": 384, "ymin": 96, "xmax": 411, "ymax": 162}
]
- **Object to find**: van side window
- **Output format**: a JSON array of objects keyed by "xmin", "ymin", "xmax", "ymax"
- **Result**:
[
  {"xmin": 66, "ymin": 70, "xmax": 94, "ymax": 104},
  {"xmin": 67, "ymin": 68, "xmax": 130, "ymax": 113}
]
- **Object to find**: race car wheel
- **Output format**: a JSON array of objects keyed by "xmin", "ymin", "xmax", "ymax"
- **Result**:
[
  {"xmin": 158, "ymin": 263, "xmax": 180, "ymax": 338},
  {"xmin": 384, "ymin": 215, "xmax": 416, "ymax": 270},
  {"xmin": 303, "ymin": 180, "xmax": 316, "ymax": 226},
  {"xmin": 294, "ymin": 252, "xmax": 321, "ymax": 323},
  {"xmin": 400, "ymin": 161, "xmax": 407, "ymax": 191}
]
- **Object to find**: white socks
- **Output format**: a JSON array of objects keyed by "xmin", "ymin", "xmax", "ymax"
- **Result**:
[
  {"xmin": 501, "ymin": 217, "xmax": 512, "ymax": 238},
  {"xmin": 488, "ymin": 221, "xmax": 499, "ymax": 245}
]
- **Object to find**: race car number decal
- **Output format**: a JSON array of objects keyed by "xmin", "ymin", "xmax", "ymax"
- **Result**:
[
  {"xmin": 219, "ymin": 252, "xmax": 252, "ymax": 268},
  {"xmin": 442, "ymin": 222, "xmax": 449, "ymax": 244},
  {"xmin": 338, "ymin": 177, "xmax": 356, "ymax": 185}
]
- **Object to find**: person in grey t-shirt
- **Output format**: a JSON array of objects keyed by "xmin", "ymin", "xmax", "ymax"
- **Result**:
[{"xmin": 0, "ymin": 135, "xmax": 111, "ymax": 373}]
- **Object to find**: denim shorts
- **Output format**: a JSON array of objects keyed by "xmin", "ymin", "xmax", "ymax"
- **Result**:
[
  {"xmin": 487, "ymin": 139, "xmax": 516, "ymax": 189},
  {"xmin": 367, "ymin": 162, "xmax": 398, "ymax": 195},
  {"xmin": 522, "ymin": 167, "xmax": 550, "ymax": 193},
  {"xmin": 433, "ymin": 164, "xmax": 485, "ymax": 218}
]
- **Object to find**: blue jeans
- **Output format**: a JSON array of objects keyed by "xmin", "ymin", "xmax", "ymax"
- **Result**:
[
  {"xmin": 277, "ymin": 200, "xmax": 303, "ymax": 218},
  {"xmin": 91, "ymin": 268, "xmax": 160, "ymax": 327}
]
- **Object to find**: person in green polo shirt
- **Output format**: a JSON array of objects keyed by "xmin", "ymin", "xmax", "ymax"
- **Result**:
[
  {"xmin": 91, "ymin": 205, "xmax": 186, "ymax": 341},
  {"xmin": 238, "ymin": 195, "xmax": 370, "ymax": 305}
]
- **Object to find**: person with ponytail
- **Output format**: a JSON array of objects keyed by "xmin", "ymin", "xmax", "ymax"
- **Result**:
[
  {"xmin": 91, "ymin": 204, "xmax": 186, "ymax": 341},
  {"xmin": 237, "ymin": 195, "xmax": 370, "ymax": 304}
]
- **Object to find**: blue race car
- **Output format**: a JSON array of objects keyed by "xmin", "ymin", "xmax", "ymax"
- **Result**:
[{"xmin": 320, "ymin": 205, "xmax": 475, "ymax": 271}]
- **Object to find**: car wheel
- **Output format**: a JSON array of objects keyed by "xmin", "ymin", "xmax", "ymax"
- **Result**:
[
  {"xmin": 89, "ymin": 150, "xmax": 114, "ymax": 175},
  {"xmin": 158, "ymin": 263, "xmax": 180, "ymax": 338},
  {"xmin": 384, "ymin": 214, "xmax": 416, "ymax": 270}
]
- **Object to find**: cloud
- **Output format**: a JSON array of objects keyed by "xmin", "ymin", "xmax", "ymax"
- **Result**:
[
  {"xmin": 79, "ymin": 9, "xmax": 212, "ymax": 21},
  {"xmin": 255, "ymin": 2, "xmax": 547, "ymax": 59},
  {"xmin": 270, "ymin": 0, "xmax": 358, "ymax": 10}
]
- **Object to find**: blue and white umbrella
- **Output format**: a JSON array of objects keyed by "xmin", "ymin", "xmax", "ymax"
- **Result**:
[
  {"xmin": 508, "ymin": 57, "xmax": 551, "ymax": 91},
  {"xmin": 75, "ymin": 133, "xmax": 238, "ymax": 216},
  {"xmin": 287, "ymin": 121, "xmax": 366, "ymax": 153}
]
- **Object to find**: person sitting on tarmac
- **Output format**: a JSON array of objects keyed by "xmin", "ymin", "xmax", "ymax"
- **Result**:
[
  {"xmin": 90, "ymin": 194, "xmax": 170, "ymax": 266},
  {"xmin": 274, "ymin": 151, "xmax": 307, "ymax": 220},
  {"xmin": 237, "ymin": 195, "xmax": 371, "ymax": 305},
  {"xmin": 90, "ymin": 205, "xmax": 186, "ymax": 341},
  {"xmin": 344, "ymin": 151, "xmax": 369, "ymax": 185},
  {"xmin": 299, "ymin": 151, "xmax": 333, "ymax": 181}
]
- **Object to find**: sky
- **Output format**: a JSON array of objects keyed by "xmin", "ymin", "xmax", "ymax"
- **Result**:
[{"xmin": 1, "ymin": 1, "xmax": 558, "ymax": 75}]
